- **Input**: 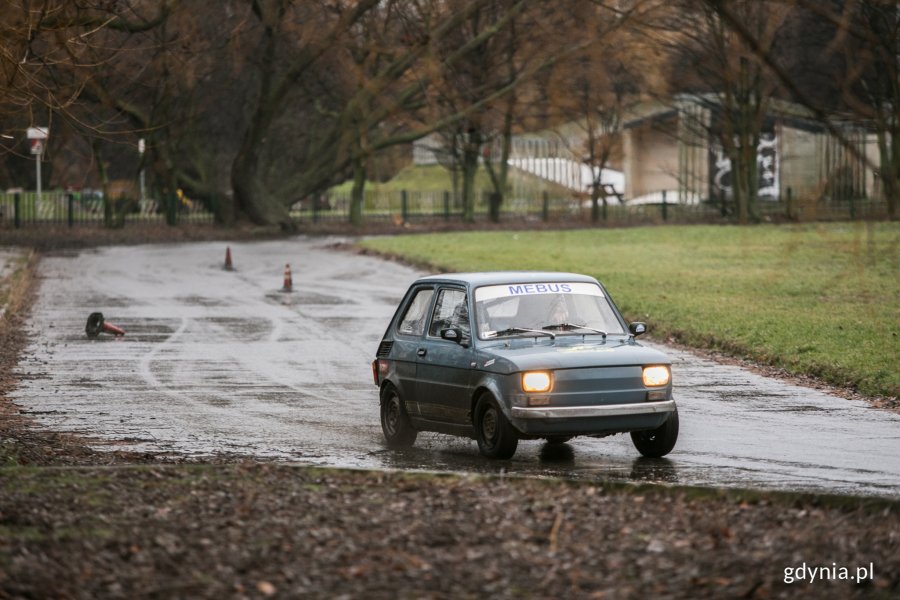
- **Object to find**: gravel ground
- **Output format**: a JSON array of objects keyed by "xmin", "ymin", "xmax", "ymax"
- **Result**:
[{"xmin": 1, "ymin": 225, "xmax": 898, "ymax": 599}]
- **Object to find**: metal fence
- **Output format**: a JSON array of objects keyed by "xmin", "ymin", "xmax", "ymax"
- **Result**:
[
  {"xmin": 289, "ymin": 190, "xmax": 890, "ymax": 226},
  {"xmin": 1, "ymin": 189, "xmax": 889, "ymax": 230},
  {"xmin": 0, "ymin": 191, "xmax": 215, "ymax": 228}
]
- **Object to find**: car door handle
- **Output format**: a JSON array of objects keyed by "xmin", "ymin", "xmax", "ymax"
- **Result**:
[{"xmin": 417, "ymin": 348, "xmax": 427, "ymax": 357}]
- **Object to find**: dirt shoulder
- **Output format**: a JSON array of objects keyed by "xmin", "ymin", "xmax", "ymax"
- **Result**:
[
  {"xmin": 2, "ymin": 464, "xmax": 898, "ymax": 599},
  {"xmin": 1, "ymin": 226, "xmax": 898, "ymax": 598}
]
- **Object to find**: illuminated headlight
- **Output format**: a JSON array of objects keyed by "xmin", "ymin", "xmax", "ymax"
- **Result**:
[
  {"xmin": 522, "ymin": 371, "xmax": 552, "ymax": 393},
  {"xmin": 642, "ymin": 366, "xmax": 670, "ymax": 387}
]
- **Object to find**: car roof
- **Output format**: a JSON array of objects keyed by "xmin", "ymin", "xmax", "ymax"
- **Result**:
[{"xmin": 415, "ymin": 271, "xmax": 600, "ymax": 287}]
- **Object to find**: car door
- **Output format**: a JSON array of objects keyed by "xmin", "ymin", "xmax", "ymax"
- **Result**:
[
  {"xmin": 391, "ymin": 285, "xmax": 435, "ymax": 418},
  {"xmin": 415, "ymin": 287, "xmax": 474, "ymax": 424}
]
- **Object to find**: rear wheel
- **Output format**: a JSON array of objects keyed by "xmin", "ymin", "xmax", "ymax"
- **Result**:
[
  {"xmin": 630, "ymin": 407, "xmax": 679, "ymax": 458},
  {"xmin": 474, "ymin": 394, "xmax": 518, "ymax": 459},
  {"xmin": 380, "ymin": 384, "xmax": 417, "ymax": 448}
]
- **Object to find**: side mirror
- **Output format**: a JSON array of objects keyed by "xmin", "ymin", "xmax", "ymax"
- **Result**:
[
  {"xmin": 441, "ymin": 328, "xmax": 469, "ymax": 347},
  {"xmin": 629, "ymin": 322, "xmax": 647, "ymax": 336}
]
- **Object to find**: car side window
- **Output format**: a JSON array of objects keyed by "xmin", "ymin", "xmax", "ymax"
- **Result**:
[
  {"xmin": 428, "ymin": 288, "xmax": 469, "ymax": 338},
  {"xmin": 397, "ymin": 288, "xmax": 434, "ymax": 336}
]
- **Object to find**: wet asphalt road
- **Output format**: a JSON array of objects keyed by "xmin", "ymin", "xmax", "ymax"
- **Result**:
[{"xmin": 11, "ymin": 238, "xmax": 900, "ymax": 498}]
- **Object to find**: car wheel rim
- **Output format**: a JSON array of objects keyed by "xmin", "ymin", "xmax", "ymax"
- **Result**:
[
  {"xmin": 385, "ymin": 396, "xmax": 400, "ymax": 435},
  {"xmin": 482, "ymin": 407, "xmax": 498, "ymax": 445}
]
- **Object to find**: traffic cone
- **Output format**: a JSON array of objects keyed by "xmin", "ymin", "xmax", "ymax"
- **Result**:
[
  {"xmin": 282, "ymin": 263, "xmax": 293, "ymax": 293},
  {"xmin": 224, "ymin": 246, "xmax": 234, "ymax": 271},
  {"xmin": 85, "ymin": 312, "xmax": 125, "ymax": 338}
]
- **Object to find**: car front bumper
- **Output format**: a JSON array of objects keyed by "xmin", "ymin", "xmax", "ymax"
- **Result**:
[
  {"xmin": 511, "ymin": 399, "xmax": 675, "ymax": 419},
  {"xmin": 508, "ymin": 399, "xmax": 676, "ymax": 437}
]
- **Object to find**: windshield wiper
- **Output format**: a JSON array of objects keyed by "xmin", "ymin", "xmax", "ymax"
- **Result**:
[
  {"xmin": 543, "ymin": 322, "xmax": 608, "ymax": 337},
  {"xmin": 487, "ymin": 326, "xmax": 555, "ymax": 339}
]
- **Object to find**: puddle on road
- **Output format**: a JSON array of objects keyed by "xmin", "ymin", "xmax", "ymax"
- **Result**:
[
  {"xmin": 71, "ymin": 378, "xmax": 103, "ymax": 390},
  {"xmin": 202, "ymin": 317, "xmax": 273, "ymax": 340},
  {"xmin": 176, "ymin": 295, "xmax": 228, "ymax": 307},
  {"xmin": 759, "ymin": 405, "xmax": 829, "ymax": 413},
  {"xmin": 60, "ymin": 320, "xmax": 178, "ymax": 344},
  {"xmin": 83, "ymin": 295, "xmax": 133, "ymax": 308},
  {"xmin": 361, "ymin": 437, "xmax": 683, "ymax": 487},
  {"xmin": 265, "ymin": 291, "xmax": 346, "ymax": 306}
]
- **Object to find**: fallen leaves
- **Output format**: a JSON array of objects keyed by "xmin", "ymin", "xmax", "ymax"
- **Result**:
[{"xmin": 1, "ymin": 465, "xmax": 898, "ymax": 598}]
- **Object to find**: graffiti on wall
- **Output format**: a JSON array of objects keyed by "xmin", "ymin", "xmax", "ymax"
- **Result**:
[{"xmin": 710, "ymin": 132, "xmax": 779, "ymax": 200}]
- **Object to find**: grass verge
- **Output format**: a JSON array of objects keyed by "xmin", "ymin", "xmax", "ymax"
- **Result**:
[{"xmin": 360, "ymin": 222, "xmax": 899, "ymax": 399}]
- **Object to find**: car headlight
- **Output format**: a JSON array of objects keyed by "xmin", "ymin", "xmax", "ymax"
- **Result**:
[
  {"xmin": 642, "ymin": 365, "xmax": 670, "ymax": 387},
  {"xmin": 522, "ymin": 371, "xmax": 551, "ymax": 393}
]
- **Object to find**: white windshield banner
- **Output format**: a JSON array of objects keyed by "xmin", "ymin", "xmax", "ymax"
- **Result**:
[{"xmin": 475, "ymin": 282, "xmax": 603, "ymax": 302}]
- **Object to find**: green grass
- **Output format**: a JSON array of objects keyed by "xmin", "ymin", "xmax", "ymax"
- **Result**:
[
  {"xmin": 331, "ymin": 164, "xmax": 570, "ymax": 196},
  {"xmin": 360, "ymin": 222, "xmax": 900, "ymax": 398}
]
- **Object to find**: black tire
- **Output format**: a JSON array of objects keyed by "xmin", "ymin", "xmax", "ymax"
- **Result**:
[
  {"xmin": 474, "ymin": 394, "xmax": 518, "ymax": 459},
  {"xmin": 544, "ymin": 435, "xmax": 573, "ymax": 445},
  {"xmin": 630, "ymin": 407, "xmax": 679, "ymax": 458},
  {"xmin": 380, "ymin": 384, "xmax": 417, "ymax": 448}
]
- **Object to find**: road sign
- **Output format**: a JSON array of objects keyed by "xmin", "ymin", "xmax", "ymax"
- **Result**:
[{"xmin": 26, "ymin": 127, "xmax": 49, "ymax": 140}]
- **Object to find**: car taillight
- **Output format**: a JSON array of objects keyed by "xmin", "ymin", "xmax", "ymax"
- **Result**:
[{"xmin": 373, "ymin": 359, "xmax": 389, "ymax": 386}]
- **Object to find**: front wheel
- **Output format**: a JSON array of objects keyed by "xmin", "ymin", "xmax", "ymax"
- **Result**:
[
  {"xmin": 380, "ymin": 385, "xmax": 417, "ymax": 448},
  {"xmin": 474, "ymin": 394, "xmax": 518, "ymax": 459},
  {"xmin": 630, "ymin": 407, "xmax": 679, "ymax": 458}
]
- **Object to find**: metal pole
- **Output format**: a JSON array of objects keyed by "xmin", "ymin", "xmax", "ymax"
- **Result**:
[
  {"xmin": 661, "ymin": 190, "xmax": 668, "ymax": 221},
  {"xmin": 444, "ymin": 190, "xmax": 450, "ymax": 220},
  {"xmin": 401, "ymin": 189, "xmax": 408, "ymax": 223},
  {"xmin": 138, "ymin": 138, "xmax": 146, "ymax": 202},
  {"xmin": 36, "ymin": 155, "xmax": 42, "ymax": 205},
  {"xmin": 542, "ymin": 191, "xmax": 549, "ymax": 222},
  {"xmin": 14, "ymin": 191, "xmax": 21, "ymax": 228},
  {"xmin": 67, "ymin": 192, "xmax": 74, "ymax": 227}
]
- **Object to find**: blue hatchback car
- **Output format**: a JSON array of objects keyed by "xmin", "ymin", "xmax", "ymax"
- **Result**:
[{"xmin": 372, "ymin": 272, "xmax": 678, "ymax": 459}]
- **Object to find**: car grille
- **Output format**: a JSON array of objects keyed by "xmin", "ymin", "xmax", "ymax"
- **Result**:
[{"xmin": 376, "ymin": 341, "xmax": 394, "ymax": 357}]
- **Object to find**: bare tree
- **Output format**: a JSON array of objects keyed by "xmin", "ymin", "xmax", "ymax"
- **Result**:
[
  {"xmin": 542, "ymin": 1, "xmax": 658, "ymax": 221},
  {"xmin": 0, "ymin": 2, "xmax": 174, "ymax": 175},
  {"xmin": 662, "ymin": 1, "xmax": 790, "ymax": 224},
  {"xmin": 702, "ymin": 0, "xmax": 898, "ymax": 219}
]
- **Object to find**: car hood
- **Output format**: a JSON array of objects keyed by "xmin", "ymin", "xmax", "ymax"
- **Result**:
[{"xmin": 476, "ymin": 338, "xmax": 670, "ymax": 373}]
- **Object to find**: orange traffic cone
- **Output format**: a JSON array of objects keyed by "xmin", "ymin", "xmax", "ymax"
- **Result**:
[
  {"xmin": 85, "ymin": 312, "xmax": 125, "ymax": 338},
  {"xmin": 224, "ymin": 246, "xmax": 234, "ymax": 271},
  {"xmin": 282, "ymin": 263, "xmax": 293, "ymax": 292}
]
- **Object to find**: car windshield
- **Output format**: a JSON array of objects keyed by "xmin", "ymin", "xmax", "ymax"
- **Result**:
[{"xmin": 473, "ymin": 282, "xmax": 626, "ymax": 339}]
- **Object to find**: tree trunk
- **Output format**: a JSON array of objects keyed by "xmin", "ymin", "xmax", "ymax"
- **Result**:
[
  {"xmin": 232, "ymin": 143, "xmax": 291, "ymax": 227},
  {"xmin": 350, "ymin": 157, "xmax": 366, "ymax": 226},
  {"xmin": 879, "ymin": 123, "xmax": 899, "ymax": 220},
  {"xmin": 231, "ymin": 97, "xmax": 293, "ymax": 228},
  {"xmin": 461, "ymin": 129, "xmax": 482, "ymax": 222}
]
